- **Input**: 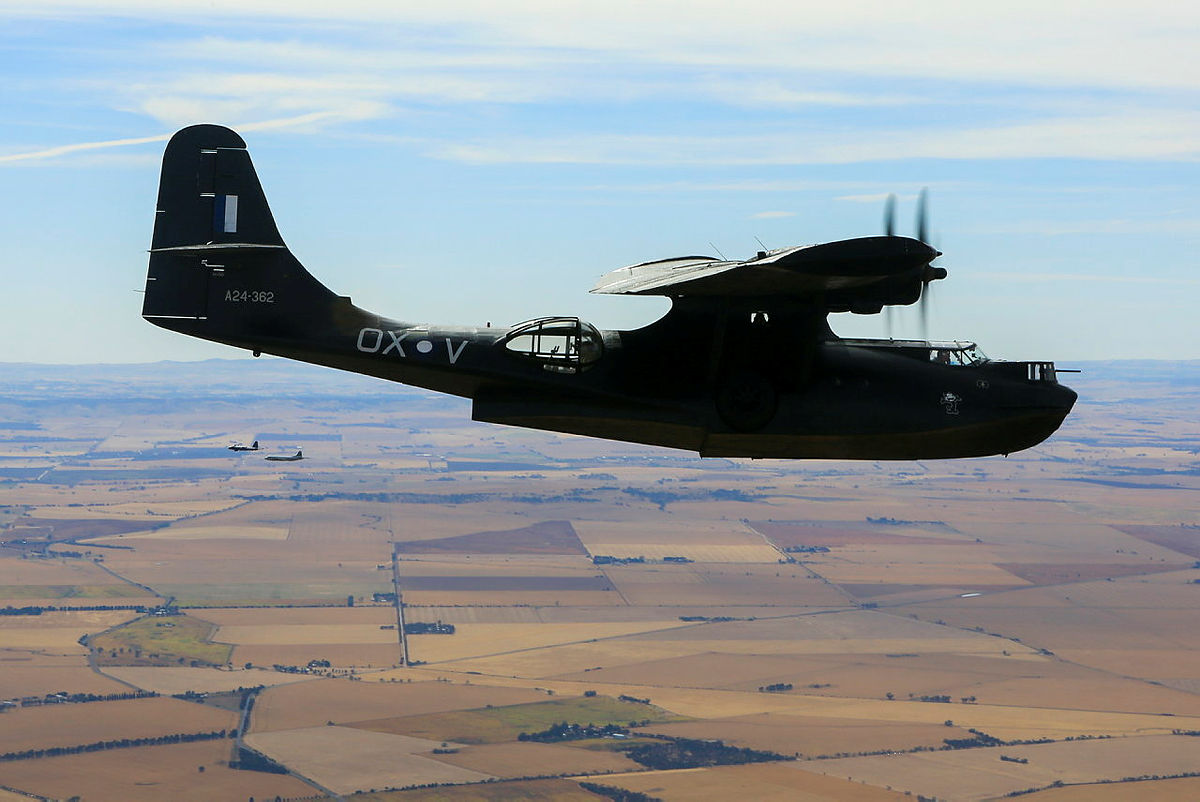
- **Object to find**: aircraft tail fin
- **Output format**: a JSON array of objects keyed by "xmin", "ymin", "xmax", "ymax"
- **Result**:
[
  {"xmin": 251, "ymin": 440, "xmax": 259, "ymax": 450},
  {"xmin": 142, "ymin": 125, "xmax": 346, "ymax": 350},
  {"xmin": 149, "ymin": 125, "xmax": 282, "ymax": 253}
]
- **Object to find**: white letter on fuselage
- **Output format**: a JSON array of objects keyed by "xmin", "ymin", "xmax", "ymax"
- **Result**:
[
  {"xmin": 356, "ymin": 328, "xmax": 383, "ymax": 353},
  {"xmin": 383, "ymin": 331, "xmax": 409, "ymax": 357}
]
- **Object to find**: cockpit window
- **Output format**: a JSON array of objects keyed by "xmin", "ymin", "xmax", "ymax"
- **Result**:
[
  {"xmin": 503, "ymin": 317, "xmax": 603, "ymax": 373},
  {"xmin": 929, "ymin": 343, "xmax": 988, "ymax": 366}
]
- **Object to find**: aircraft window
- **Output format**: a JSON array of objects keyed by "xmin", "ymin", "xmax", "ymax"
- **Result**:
[
  {"xmin": 960, "ymin": 345, "xmax": 988, "ymax": 365},
  {"xmin": 504, "ymin": 317, "xmax": 602, "ymax": 372},
  {"xmin": 1027, "ymin": 362, "xmax": 1056, "ymax": 382},
  {"xmin": 928, "ymin": 344, "xmax": 988, "ymax": 367}
]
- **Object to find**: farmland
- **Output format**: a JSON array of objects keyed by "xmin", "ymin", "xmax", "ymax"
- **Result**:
[
  {"xmin": 0, "ymin": 358, "xmax": 1197, "ymax": 800},
  {"xmin": 89, "ymin": 613, "xmax": 233, "ymax": 667}
]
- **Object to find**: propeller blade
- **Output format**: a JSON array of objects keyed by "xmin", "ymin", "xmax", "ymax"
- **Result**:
[
  {"xmin": 919, "ymin": 283, "xmax": 930, "ymax": 342},
  {"xmin": 916, "ymin": 187, "xmax": 929, "ymax": 244},
  {"xmin": 884, "ymin": 194, "xmax": 896, "ymax": 237}
]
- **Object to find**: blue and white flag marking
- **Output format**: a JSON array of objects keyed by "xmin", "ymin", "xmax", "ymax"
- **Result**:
[{"xmin": 213, "ymin": 194, "xmax": 238, "ymax": 234}]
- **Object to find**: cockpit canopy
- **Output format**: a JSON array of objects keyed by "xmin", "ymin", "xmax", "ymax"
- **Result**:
[
  {"xmin": 929, "ymin": 342, "xmax": 988, "ymax": 366},
  {"xmin": 502, "ymin": 317, "xmax": 603, "ymax": 373},
  {"xmin": 842, "ymin": 338, "xmax": 989, "ymax": 366}
]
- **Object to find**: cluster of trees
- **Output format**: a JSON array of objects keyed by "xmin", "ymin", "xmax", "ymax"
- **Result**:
[
  {"xmin": 577, "ymin": 782, "xmax": 661, "ymax": 802},
  {"xmin": 231, "ymin": 745, "xmax": 288, "ymax": 774},
  {"xmin": 943, "ymin": 729, "xmax": 1003, "ymax": 750},
  {"xmin": 618, "ymin": 694, "xmax": 650, "ymax": 705},
  {"xmin": 518, "ymin": 721, "xmax": 629, "ymax": 743},
  {"xmin": 758, "ymin": 683, "xmax": 793, "ymax": 693},
  {"xmin": 866, "ymin": 516, "xmax": 944, "ymax": 526},
  {"xmin": 0, "ymin": 730, "xmax": 229, "ymax": 762},
  {"xmin": 622, "ymin": 736, "xmax": 787, "ymax": 770},
  {"xmin": 407, "ymin": 621, "xmax": 455, "ymax": 635},
  {"xmin": 271, "ymin": 662, "xmax": 329, "ymax": 674},
  {"xmin": 620, "ymin": 486, "xmax": 758, "ymax": 510}
]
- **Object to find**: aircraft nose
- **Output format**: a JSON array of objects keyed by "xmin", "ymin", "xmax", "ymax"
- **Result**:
[{"xmin": 1055, "ymin": 382, "xmax": 1078, "ymax": 412}]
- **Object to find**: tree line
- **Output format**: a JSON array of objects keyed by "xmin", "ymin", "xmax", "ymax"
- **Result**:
[
  {"xmin": 0, "ymin": 730, "xmax": 229, "ymax": 762},
  {"xmin": 1, "ymin": 604, "xmax": 147, "ymax": 616},
  {"xmin": 3, "ymin": 690, "xmax": 157, "ymax": 708}
]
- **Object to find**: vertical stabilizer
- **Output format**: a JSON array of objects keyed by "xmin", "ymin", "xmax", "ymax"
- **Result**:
[{"xmin": 143, "ymin": 125, "xmax": 340, "ymax": 345}]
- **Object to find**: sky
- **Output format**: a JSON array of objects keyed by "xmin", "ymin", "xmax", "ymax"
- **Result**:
[{"xmin": 2, "ymin": 1, "xmax": 1198, "ymax": 364}]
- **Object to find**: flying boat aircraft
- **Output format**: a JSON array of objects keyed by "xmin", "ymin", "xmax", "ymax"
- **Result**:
[
  {"xmin": 142, "ymin": 125, "xmax": 1076, "ymax": 460},
  {"xmin": 264, "ymin": 449, "xmax": 304, "ymax": 462}
]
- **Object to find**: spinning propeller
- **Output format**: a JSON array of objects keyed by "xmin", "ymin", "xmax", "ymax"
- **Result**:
[{"xmin": 883, "ymin": 189, "xmax": 945, "ymax": 341}]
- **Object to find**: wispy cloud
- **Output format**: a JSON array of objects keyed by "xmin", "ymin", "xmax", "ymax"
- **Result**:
[
  {"xmin": 0, "ymin": 111, "xmax": 346, "ymax": 165},
  {"xmin": 422, "ymin": 110, "xmax": 1200, "ymax": 165},
  {"xmin": 6, "ymin": 6, "xmax": 1196, "ymax": 173},
  {"xmin": 0, "ymin": 132, "xmax": 172, "ymax": 164},
  {"xmin": 750, "ymin": 211, "xmax": 795, "ymax": 219}
]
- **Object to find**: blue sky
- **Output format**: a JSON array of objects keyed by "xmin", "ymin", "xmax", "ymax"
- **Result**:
[{"xmin": 2, "ymin": 1, "xmax": 1198, "ymax": 363}]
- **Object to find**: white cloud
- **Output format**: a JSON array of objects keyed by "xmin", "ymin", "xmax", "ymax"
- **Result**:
[
  {"xmin": 6, "ymin": 1, "xmax": 1200, "ymax": 92},
  {"xmin": 422, "ymin": 109, "xmax": 1200, "ymax": 165},
  {"xmin": 7, "ymin": 3, "xmax": 1200, "ymax": 170},
  {"xmin": 0, "ymin": 132, "xmax": 173, "ymax": 164}
]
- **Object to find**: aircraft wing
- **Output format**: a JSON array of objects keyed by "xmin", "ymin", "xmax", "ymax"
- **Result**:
[{"xmin": 592, "ymin": 237, "xmax": 943, "ymax": 313}]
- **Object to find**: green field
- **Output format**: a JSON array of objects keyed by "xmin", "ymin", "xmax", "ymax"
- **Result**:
[
  {"xmin": 0, "ymin": 583, "xmax": 149, "ymax": 599},
  {"xmin": 90, "ymin": 613, "xmax": 233, "ymax": 666},
  {"xmin": 352, "ymin": 695, "xmax": 686, "ymax": 745}
]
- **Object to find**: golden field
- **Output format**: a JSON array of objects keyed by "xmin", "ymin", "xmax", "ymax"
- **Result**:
[
  {"xmin": 0, "ymin": 740, "xmax": 314, "ymax": 802},
  {"xmin": 0, "ymin": 697, "xmax": 237, "ymax": 754},
  {"xmin": 245, "ymin": 725, "xmax": 492, "ymax": 793}
]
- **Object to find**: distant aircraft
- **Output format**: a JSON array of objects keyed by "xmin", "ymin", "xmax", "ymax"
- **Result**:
[
  {"xmin": 228, "ymin": 440, "xmax": 259, "ymax": 452},
  {"xmin": 142, "ymin": 125, "xmax": 1076, "ymax": 460},
  {"xmin": 264, "ymin": 449, "xmax": 304, "ymax": 462}
]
